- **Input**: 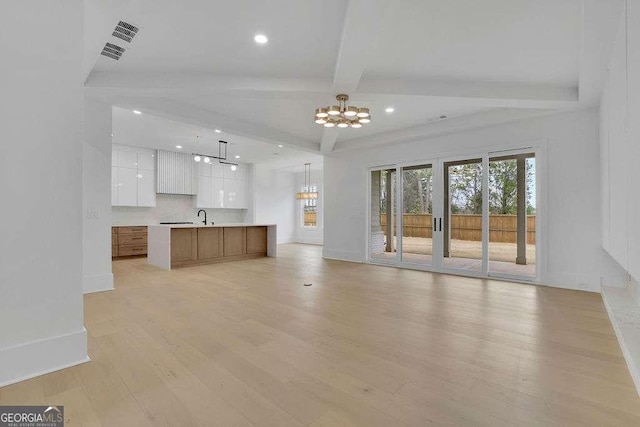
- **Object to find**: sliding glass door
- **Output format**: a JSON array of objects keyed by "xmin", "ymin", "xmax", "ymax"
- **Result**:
[
  {"xmin": 399, "ymin": 164, "xmax": 435, "ymax": 267},
  {"xmin": 487, "ymin": 152, "xmax": 537, "ymax": 279},
  {"xmin": 369, "ymin": 168, "xmax": 398, "ymax": 263},
  {"xmin": 441, "ymin": 158, "xmax": 485, "ymax": 274},
  {"xmin": 368, "ymin": 147, "xmax": 540, "ymax": 282}
]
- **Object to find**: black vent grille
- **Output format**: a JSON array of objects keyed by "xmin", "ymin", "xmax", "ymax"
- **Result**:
[
  {"xmin": 112, "ymin": 20, "xmax": 139, "ymax": 43},
  {"xmin": 100, "ymin": 42, "xmax": 125, "ymax": 60}
]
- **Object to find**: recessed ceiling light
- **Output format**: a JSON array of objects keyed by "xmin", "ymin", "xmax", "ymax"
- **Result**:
[
  {"xmin": 176, "ymin": 145, "xmax": 182, "ymax": 149},
  {"xmin": 133, "ymin": 110, "xmax": 142, "ymax": 115},
  {"xmin": 254, "ymin": 34, "xmax": 268, "ymax": 44},
  {"xmin": 385, "ymin": 107, "xmax": 394, "ymax": 113},
  {"xmin": 278, "ymin": 144, "xmax": 283, "ymax": 148},
  {"xmin": 215, "ymin": 129, "xmax": 221, "ymax": 133},
  {"xmin": 235, "ymin": 155, "xmax": 240, "ymax": 159}
]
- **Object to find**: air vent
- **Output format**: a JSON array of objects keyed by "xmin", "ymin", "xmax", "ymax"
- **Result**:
[
  {"xmin": 112, "ymin": 20, "xmax": 139, "ymax": 43},
  {"xmin": 100, "ymin": 42, "xmax": 125, "ymax": 60},
  {"xmin": 425, "ymin": 114, "xmax": 448, "ymax": 123}
]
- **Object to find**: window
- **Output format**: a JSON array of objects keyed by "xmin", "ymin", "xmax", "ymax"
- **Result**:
[{"xmin": 302, "ymin": 185, "xmax": 317, "ymax": 227}]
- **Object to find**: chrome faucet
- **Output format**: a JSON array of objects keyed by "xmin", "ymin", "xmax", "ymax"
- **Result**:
[{"xmin": 197, "ymin": 209, "xmax": 207, "ymax": 225}]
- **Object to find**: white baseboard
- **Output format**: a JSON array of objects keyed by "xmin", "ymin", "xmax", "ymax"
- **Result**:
[
  {"xmin": 83, "ymin": 272, "xmax": 114, "ymax": 294},
  {"xmin": 602, "ymin": 288, "xmax": 640, "ymax": 396},
  {"xmin": 0, "ymin": 328, "xmax": 89, "ymax": 387},
  {"xmin": 277, "ymin": 236, "xmax": 296, "ymax": 244},
  {"xmin": 322, "ymin": 248, "xmax": 364, "ymax": 263}
]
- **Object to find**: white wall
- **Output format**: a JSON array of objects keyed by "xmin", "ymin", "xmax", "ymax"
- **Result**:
[
  {"xmin": 0, "ymin": 0, "xmax": 88, "ymax": 386},
  {"xmin": 324, "ymin": 108, "xmax": 626, "ymax": 292},
  {"xmin": 83, "ymin": 99, "xmax": 114, "ymax": 293},
  {"xmin": 253, "ymin": 164, "xmax": 297, "ymax": 243},
  {"xmin": 112, "ymin": 194, "xmax": 247, "ymax": 225},
  {"xmin": 600, "ymin": 3, "xmax": 640, "ymax": 285},
  {"xmin": 294, "ymin": 168, "xmax": 324, "ymax": 245}
]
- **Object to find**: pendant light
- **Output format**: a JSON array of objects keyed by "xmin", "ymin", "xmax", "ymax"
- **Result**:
[{"xmin": 296, "ymin": 163, "xmax": 319, "ymax": 200}]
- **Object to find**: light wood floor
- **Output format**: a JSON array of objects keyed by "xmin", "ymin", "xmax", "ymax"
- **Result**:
[{"xmin": 1, "ymin": 244, "xmax": 639, "ymax": 426}]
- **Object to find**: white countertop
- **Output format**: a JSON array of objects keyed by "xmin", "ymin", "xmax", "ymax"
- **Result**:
[{"xmin": 148, "ymin": 223, "xmax": 276, "ymax": 228}]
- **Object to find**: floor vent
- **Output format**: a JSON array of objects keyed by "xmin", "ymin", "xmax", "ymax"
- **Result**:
[
  {"xmin": 112, "ymin": 20, "xmax": 139, "ymax": 43},
  {"xmin": 101, "ymin": 42, "xmax": 125, "ymax": 60}
]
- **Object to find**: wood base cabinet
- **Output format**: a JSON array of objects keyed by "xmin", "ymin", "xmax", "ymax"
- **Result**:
[{"xmin": 112, "ymin": 226, "xmax": 148, "ymax": 258}]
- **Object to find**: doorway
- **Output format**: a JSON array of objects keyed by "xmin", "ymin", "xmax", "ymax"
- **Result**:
[{"xmin": 368, "ymin": 147, "xmax": 540, "ymax": 283}]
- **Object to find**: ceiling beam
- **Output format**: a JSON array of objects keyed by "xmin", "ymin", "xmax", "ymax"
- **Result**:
[
  {"xmin": 86, "ymin": 71, "xmax": 331, "ymax": 92},
  {"xmin": 321, "ymin": 0, "xmax": 390, "ymax": 153},
  {"xmin": 357, "ymin": 78, "xmax": 579, "ymax": 107},
  {"xmin": 331, "ymin": 109, "xmax": 556, "ymax": 153},
  {"xmin": 87, "ymin": 70, "xmax": 580, "ymax": 109}
]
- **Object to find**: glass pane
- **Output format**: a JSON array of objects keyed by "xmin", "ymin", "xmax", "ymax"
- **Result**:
[
  {"xmin": 370, "ymin": 169, "xmax": 397, "ymax": 261},
  {"xmin": 401, "ymin": 165, "xmax": 433, "ymax": 265},
  {"xmin": 488, "ymin": 154, "xmax": 536, "ymax": 277},
  {"xmin": 303, "ymin": 185, "xmax": 317, "ymax": 227},
  {"xmin": 443, "ymin": 159, "xmax": 483, "ymax": 271}
]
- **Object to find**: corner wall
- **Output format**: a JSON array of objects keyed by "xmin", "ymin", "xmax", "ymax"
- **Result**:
[
  {"xmin": 83, "ymin": 98, "xmax": 114, "ymax": 293},
  {"xmin": 323, "ymin": 108, "xmax": 625, "ymax": 291},
  {"xmin": 253, "ymin": 164, "xmax": 297, "ymax": 243},
  {"xmin": 0, "ymin": 0, "xmax": 88, "ymax": 386}
]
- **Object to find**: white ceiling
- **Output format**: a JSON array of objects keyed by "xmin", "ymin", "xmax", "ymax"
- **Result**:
[
  {"xmin": 84, "ymin": 0, "xmax": 623, "ymax": 155},
  {"xmin": 366, "ymin": 0, "xmax": 582, "ymax": 85},
  {"xmin": 112, "ymin": 106, "xmax": 323, "ymax": 168}
]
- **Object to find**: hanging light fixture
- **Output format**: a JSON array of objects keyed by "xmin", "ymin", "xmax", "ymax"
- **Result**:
[
  {"xmin": 296, "ymin": 163, "xmax": 319, "ymax": 200},
  {"xmin": 314, "ymin": 94, "xmax": 371, "ymax": 128},
  {"xmin": 192, "ymin": 140, "xmax": 238, "ymax": 170}
]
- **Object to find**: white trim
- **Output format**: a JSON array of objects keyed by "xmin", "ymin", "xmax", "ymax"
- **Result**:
[
  {"xmin": 277, "ymin": 236, "xmax": 297, "ymax": 244},
  {"xmin": 602, "ymin": 289, "xmax": 640, "ymax": 396},
  {"xmin": 83, "ymin": 273, "xmax": 114, "ymax": 294},
  {"xmin": 0, "ymin": 328, "xmax": 89, "ymax": 387},
  {"xmin": 323, "ymin": 248, "xmax": 364, "ymax": 263}
]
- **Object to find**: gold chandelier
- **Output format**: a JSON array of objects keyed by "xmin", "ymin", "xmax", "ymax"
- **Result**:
[
  {"xmin": 314, "ymin": 94, "xmax": 370, "ymax": 128},
  {"xmin": 296, "ymin": 163, "xmax": 318, "ymax": 200}
]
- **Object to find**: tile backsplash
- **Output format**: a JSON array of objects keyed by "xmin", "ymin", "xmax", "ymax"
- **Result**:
[{"xmin": 112, "ymin": 194, "xmax": 247, "ymax": 225}]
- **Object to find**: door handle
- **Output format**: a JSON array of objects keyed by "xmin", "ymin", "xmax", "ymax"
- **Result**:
[
  {"xmin": 439, "ymin": 217, "xmax": 442, "ymax": 232},
  {"xmin": 433, "ymin": 218, "xmax": 437, "ymax": 232}
]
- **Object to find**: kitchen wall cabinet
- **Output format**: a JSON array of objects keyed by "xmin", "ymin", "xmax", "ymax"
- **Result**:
[
  {"xmin": 196, "ymin": 162, "xmax": 249, "ymax": 209},
  {"xmin": 112, "ymin": 145, "xmax": 156, "ymax": 207}
]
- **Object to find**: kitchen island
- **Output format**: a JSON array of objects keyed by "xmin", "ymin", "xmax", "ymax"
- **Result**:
[{"xmin": 148, "ymin": 223, "xmax": 276, "ymax": 270}]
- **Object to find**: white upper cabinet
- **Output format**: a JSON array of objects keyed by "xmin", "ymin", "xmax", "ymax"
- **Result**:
[
  {"xmin": 196, "ymin": 161, "xmax": 249, "ymax": 209},
  {"xmin": 211, "ymin": 162, "xmax": 224, "ymax": 178},
  {"xmin": 137, "ymin": 148, "xmax": 156, "ymax": 171},
  {"xmin": 223, "ymin": 179, "xmax": 247, "ymax": 209},
  {"xmin": 116, "ymin": 167, "xmax": 138, "ymax": 206},
  {"xmin": 111, "ymin": 166, "xmax": 118, "ymax": 205},
  {"xmin": 197, "ymin": 175, "xmax": 212, "ymax": 208},
  {"xmin": 136, "ymin": 170, "xmax": 156, "ymax": 207},
  {"xmin": 222, "ymin": 163, "xmax": 247, "ymax": 180},
  {"xmin": 118, "ymin": 149, "xmax": 138, "ymax": 170},
  {"xmin": 198, "ymin": 161, "xmax": 212, "ymax": 177},
  {"xmin": 212, "ymin": 178, "xmax": 225, "ymax": 208},
  {"xmin": 112, "ymin": 145, "xmax": 157, "ymax": 207}
]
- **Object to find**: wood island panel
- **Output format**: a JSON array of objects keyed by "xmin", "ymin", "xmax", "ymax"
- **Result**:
[
  {"xmin": 246, "ymin": 226, "xmax": 267, "ymax": 254},
  {"xmin": 197, "ymin": 227, "xmax": 223, "ymax": 260},
  {"xmin": 223, "ymin": 227, "xmax": 246, "ymax": 257},
  {"xmin": 148, "ymin": 225, "xmax": 275, "ymax": 269},
  {"xmin": 171, "ymin": 228, "xmax": 197, "ymax": 262}
]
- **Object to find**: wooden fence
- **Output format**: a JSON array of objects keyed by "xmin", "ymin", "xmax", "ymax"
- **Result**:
[
  {"xmin": 381, "ymin": 214, "xmax": 535, "ymax": 244},
  {"xmin": 304, "ymin": 212, "xmax": 317, "ymax": 226}
]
